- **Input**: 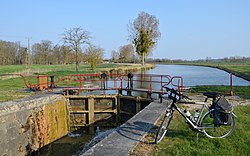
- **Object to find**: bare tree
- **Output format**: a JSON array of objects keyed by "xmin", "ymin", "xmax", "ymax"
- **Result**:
[
  {"xmin": 119, "ymin": 44, "xmax": 134, "ymax": 63},
  {"xmin": 84, "ymin": 45, "xmax": 104, "ymax": 70},
  {"xmin": 61, "ymin": 45, "xmax": 72, "ymax": 64},
  {"xmin": 62, "ymin": 27, "xmax": 91, "ymax": 71},
  {"xmin": 41, "ymin": 40, "xmax": 53, "ymax": 65},
  {"xmin": 0, "ymin": 40, "xmax": 19, "ymax": 65},
  {"xmin": 128, "ymin": 11, "xmax": 161, "ymax": 65},
  {"xmin": 16, "ymin": 46, "xmax": 28, "ymax": 64},
  {"xmin": 31, "ymin": 40, "xmax": 53, "ymax": 64},
  {"xmin": 111, "ymin": 50, "xmax": 119, "ymax": 62},
  {"xmin": 52, "ymin": 45, "xmax": 62, "ymax": 64}
]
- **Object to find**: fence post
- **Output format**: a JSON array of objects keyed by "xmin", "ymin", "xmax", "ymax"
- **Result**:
[{"xmin": 230, "ymin": 73, "xmax": 233, "ymax": 96}]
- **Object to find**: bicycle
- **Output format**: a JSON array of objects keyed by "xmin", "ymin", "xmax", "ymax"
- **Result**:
[{"xmin": 155, "ymin": 86, "xmax": 237, "ymax": 144}]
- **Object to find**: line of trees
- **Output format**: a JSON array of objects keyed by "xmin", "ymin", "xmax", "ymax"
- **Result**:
[
  {"xmin": 0, "ymin": 28, "xmax": 105, "ymax": 71},
  {"xmin": 1, "ymin": 11, "xmax": 161, "ymax": 68},
  {"xmin": 0, "ymin": 39, "xmax": 77, "ymax": 65},
  {"xmin": 0, "ymin": 40, "xmax": 28, "ymax": 65}
]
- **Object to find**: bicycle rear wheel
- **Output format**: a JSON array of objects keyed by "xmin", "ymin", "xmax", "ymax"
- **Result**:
[
  {"xmin": 200, "ymin": 109, "xmax": 235, "ymax": 138},
  {"xmin": 155, "ymin": 109, "xmax": 173, "ymax": 144}
]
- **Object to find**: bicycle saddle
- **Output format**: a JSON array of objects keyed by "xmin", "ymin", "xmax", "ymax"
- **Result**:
[{"xmin": 203, "ymin": 92, "xmax": 221, "ymax": 98}]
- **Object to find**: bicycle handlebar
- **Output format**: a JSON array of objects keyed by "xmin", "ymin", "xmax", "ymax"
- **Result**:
[{"xmin": 162, "ymin": 86, "xmax": 192, "ymax": 101}]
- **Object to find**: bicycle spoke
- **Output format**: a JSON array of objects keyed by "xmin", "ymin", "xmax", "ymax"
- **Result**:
[{"xmin": 200, "ymin": 109, "xmax": 235, "ymax": 138}]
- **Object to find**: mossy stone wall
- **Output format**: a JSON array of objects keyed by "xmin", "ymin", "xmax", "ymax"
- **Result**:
[{"xmin": 0, "ymin": 94, "xmax": 69, "ymax": 155}]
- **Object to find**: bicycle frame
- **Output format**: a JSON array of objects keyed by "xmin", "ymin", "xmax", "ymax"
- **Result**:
[{"xmin": 168, "ymin": 100, "xmax": 210, "ymax": 132}]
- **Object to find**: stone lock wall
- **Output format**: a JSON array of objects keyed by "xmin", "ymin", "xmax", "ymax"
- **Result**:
[
  {"xmin": 0, "ymin": 94, "xmax": 69, "ymax": 156},
  {"xmin": 0, "ymin": 94, "xmax": 153, "ymax": 155}
]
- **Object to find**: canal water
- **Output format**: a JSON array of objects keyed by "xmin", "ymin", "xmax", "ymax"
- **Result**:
[{"xmin": 142, "ymin": 64, "xmax": 250, "ymax": 86}]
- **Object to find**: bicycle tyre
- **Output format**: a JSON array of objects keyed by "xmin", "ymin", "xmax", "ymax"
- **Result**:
[
  {"xmin": 200, "ymin": 109, "xmax": 235, "ymax": 138},
  {"xmin": 155, "ymin": 109, "xmax": 173, "ymax": 144}
]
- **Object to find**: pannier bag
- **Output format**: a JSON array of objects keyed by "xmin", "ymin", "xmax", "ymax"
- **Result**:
[{"xmin": 214, "ymin": 97, "xmax": 233, "ymax": 125}]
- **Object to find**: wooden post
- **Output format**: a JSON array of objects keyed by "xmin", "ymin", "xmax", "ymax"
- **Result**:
[
  {"xmin": 88, "ymin": 97, "xmax": 95, "ymax": 134},
  {"xmin": 136, "ymin": 97, "xmax": 141, "ymax": 113},
  {"xmin": 115, "ymin": 96, "xmax": 121, "ymax": 125}
]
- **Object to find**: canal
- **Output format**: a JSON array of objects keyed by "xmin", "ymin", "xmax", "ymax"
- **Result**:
[{"xmin": 142, "ymin": 64, "xmax": 250, "ymax": 86}]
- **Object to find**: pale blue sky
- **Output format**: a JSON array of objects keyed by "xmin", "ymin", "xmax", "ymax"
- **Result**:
[{"xmin": 1, "ymin": 0, "xmax": 249, "ymax": 60}]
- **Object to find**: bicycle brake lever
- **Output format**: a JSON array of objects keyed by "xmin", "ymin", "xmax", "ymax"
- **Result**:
[{"xmin": 205, "ymin": 98, "xmax": 208, "ymax": 102}]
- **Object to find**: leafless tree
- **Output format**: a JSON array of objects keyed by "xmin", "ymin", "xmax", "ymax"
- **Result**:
[
  {"xmin": 128, "ymin": 11, "xmax": 161, "ymax": 65},
  {"xmin": 119, "ymin": 44, "xmax": 134, "ymax": 63},
  {"xmin": 0, "ymin": 40, "xmax": 19, "ymax": 65},
  {"xmin": 61, "ymin": 45, "xmax": 72, "ymax": 64},
  {"xmin": 31, "ymin": 40, "xmax": 53, "ymax": 64},
  {"xmin": 111, "ymin": 50, "xmax": 119, "ymax": 62},
  {"xmin": 62, "ymin": 27, "xmax": 91, "ymax": 71}
]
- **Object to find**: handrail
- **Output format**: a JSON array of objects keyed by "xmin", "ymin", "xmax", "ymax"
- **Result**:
[{"xmin": 3, "ymin": 73, "xmax": 185, "ymax": 96}]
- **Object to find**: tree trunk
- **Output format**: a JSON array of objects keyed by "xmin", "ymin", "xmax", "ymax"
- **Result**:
[
  {"xmin": 76, "ymin": 62, "xmax": 79, "ymax": 72},
  {"xmin": 141, "ymin": 53, "xmax": 145, "ymax": 66},
  {"xmin": 76, "ymin": 50, "xmax": 79, "ymax": 72}
]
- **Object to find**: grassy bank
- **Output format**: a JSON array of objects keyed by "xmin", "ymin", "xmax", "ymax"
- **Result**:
[
  {"xmin": 153, "ymin": 105, "xmax": 250, "ymax": 156},
  {"xmin": 190, "ymin": 86, "xmax": 250, "ymax": 99},
  {"xmin": 0, "ymin": 63, "xmax": 154, "ymax": 75}
]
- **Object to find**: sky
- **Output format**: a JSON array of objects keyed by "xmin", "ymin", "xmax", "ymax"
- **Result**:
[{"xmin": 0, "ymin": 0, "xmax": 249, "ymax": 60}]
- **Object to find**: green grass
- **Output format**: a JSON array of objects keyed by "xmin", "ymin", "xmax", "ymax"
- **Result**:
[
  {"xmin": 190, "ymin": 86, "xmax": 250, "ymax": 99},
  {"xmin": 0, "ymin": 77, "xmax": 34, "ymax": 102},
  {"xmin": 219, "ymin": 65, "xmax": 250, "ymax": 81},
  {"xmin": 154, "ymin": 105, "xmax": 250, "ymax": 156}
]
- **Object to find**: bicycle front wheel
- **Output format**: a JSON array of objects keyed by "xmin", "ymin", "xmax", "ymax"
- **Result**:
[
  {"xmin": 200, "ymin": 109, "xmax": 235, "ymax": 138},
  {"xmin": 155, "ymin": 109, "xmax": 173, "ymax": 144}
]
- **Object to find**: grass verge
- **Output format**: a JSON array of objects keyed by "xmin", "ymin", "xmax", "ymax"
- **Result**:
[{"xmin": 189, "ymin": 85, "xmax": 250, "ymax": 99}]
